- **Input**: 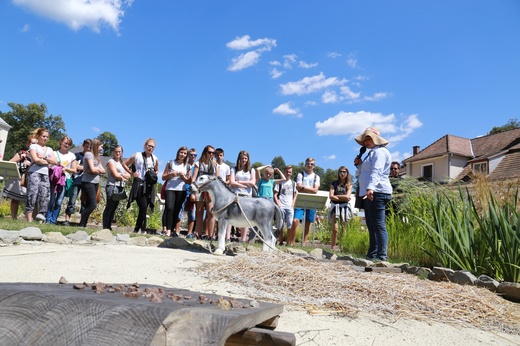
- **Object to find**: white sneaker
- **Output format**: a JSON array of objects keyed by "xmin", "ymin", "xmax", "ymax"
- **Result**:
[{"xmin": 35, "ymin": 214, "xmax": 46, "ymax": 222}]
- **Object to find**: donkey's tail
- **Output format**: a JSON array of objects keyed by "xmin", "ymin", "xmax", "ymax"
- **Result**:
[{"xmin": 274, "ymin": 204, "xmax": 283, "ymax": 230}]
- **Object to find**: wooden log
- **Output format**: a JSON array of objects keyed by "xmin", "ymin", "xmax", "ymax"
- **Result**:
[
  {"xmin": 0, "ymin": 283, "xmax": 288, "ymax": 346},
  {"xmin": 225, "ymin": 327, "xmax": 296, "ymax": 346}
]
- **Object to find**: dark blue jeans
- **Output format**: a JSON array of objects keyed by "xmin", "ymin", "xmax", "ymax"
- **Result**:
[
  {"xmin": 79, "ymin": 182, "xmax": 98, "ymax": 227},
  {"xmin": 364, "ymin": 192, "xmax": 391, "ymax": 260},
  {"xmin": 46, "ymin": 183, "xmax": 65, "ymax": 224},
  {"xmin": 102, "ymin": 184, "xmax": 120, "ymax": 229}
]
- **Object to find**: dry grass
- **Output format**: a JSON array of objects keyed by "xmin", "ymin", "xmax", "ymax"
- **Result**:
[{"xmin": 198, "ymin": 251, "xmax": 520, "ymax": 335}]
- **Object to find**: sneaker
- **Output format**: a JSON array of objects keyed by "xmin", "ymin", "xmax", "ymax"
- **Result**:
[
  {"xmin": 35, "ymin": 214, "xmax": 45, "ymax": 222},
  {"xmin": 62, "ymin": 221, "xmax": 70, "ymax": 226},
  {"xmin": 186, "ymin": 234, "xmax": 195, "ymax": 239}
]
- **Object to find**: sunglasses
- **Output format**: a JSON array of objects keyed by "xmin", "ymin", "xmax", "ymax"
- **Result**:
[
  {"xmin": 306, "ymin": 163, "xmax": 315, "ymax": 166},
  {"xmin": 339, "ymin": 170, "xmax": 347, "ymax": 174},
  {"xmin": 391, "ymin": 168, "xmax": 399, "ymax": 171},
  {"xmin": 189, "ymin": 154, "xmax": 197, "ymax": 157},
  {"xmin": 207, "ymin": 151, "xmax": 215, "ymax": 155},
  {"xmin": 146, "ymin": 144, "xmax": 155, "ymax": 149}
]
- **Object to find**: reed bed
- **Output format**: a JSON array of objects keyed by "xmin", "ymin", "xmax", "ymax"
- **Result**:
[{"xmin": 199, "ymin": 251, "xmax": 520, "ymax": 335}]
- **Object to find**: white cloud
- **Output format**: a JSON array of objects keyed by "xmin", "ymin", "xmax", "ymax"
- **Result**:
[
  {"xmin": 323, "ymin": 154, "xmax": 336, "ymax": 160},
  {"xmin": 347, "ymin": 57, "xmax": 357, "ymax": 68},
  {"xmin": 299, "ymin": 60, "xmax": 318, "ymax": 69},
  {"xmin": 322, "ymin": 90, "xmax": 338, "ymax": 104},
  {"xmin": 340, "ymin": 86, "xmax": 360, "ymax": 100},
  {"xmin": 315, "ymin": 111, "xmax": 396, "ymax": 137},
  {"xmin": 364, "ymin": 92, "xmax": 389, "ymax": 102},
  {"xmin": 280, "ymin": 73, "xmax": 346, "ymax": 96},
  {"xmin": 92, "ymin": 126, "xmax": 100, "ymax": 133},
  {"xmin": 304, "ymin": 100, "xmax": 318, "ymax": 106},
  {"xmin": 13, "ymin": 0, "xmax": 132, "ymax": 33},
  {"xmin": 20, "ymin": 24, "xmax": 30, "ymax": 32},
  {"xmin": 327, "ymin": 52, "xmax": 342, "ymax": 58},
  {"xmin": 273, "ymin": 102, "xmax": 302, "ymax": 118},
  {"xmin": 283, "ymin": 54, "xmax": 297, "ymax": 69},
  {"xmin": 228, "ymin": 51, "xmax": 260, "ymax": 72},
  {"xmin": 315, "ymin": 111, "xmax": 422, "ymax": 147},
  {"xmin": 226, "ymin": 35, "xmax": 276, "ymax": 51},
  {"xmin": 270, "ymin": 68, "xmax": 283, "ymax": 79},
  {"xmin": 269, "ymin": 60, "xmax": 281, "ymax": 66}
]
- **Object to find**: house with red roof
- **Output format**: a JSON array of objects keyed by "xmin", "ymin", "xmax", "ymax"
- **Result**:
[{"xmin": 402, "ymin": 128, "xmax": 520, "ymax": 183}]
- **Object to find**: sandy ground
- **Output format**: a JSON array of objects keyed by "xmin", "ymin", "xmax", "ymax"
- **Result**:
[{"xmin": 1, "ymin": 243, "xmax": 519, "ymax": 346}]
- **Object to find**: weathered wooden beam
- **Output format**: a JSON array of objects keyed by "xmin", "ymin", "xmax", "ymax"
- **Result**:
[
  {"xmin": 0, "ymin": 283, "xmax": 289, "ymax": 346},
  {"xmin": 225, "ymin": 327, "xmax": 296, "ymax": 346}
]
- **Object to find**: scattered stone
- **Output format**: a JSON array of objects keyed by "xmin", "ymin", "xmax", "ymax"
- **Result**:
[
  {"xmin": 129, "ymin": 236, "xmax": 148, "ymax": 247},
  {"xmin": 322, "ymin": 250, "xmax": 337, "ymax": 261},
  {"xmin": 116, "ymin": 233, "xmax": 131, "ymax": 244},
  {"xmin": 19, "ymin": 227, "xmax": 43, "ymax": 241},
  {"xmin": 44, "ymin": 232, "xmax": 69, "ymax": 244},
  {"xmin": 475, "ymin": 275, "xmax": 499, "ymax": 292},
  {"xmin": 91, "ymin": 229, "xmax": 117, "ymax": 244},
  {"xmin": 451, "ymin": 270, "xmax": 477, "ymax": 285},
  {"xmin": 309, "ymin": 248, "xmax": 323, "ymax": 259},
  {"xmin": 415, "ymin": 267, "xmax": 432, "ymax": 279},
  {"xmin": 497, "ymin": 282, "xmax": 520, "ymax": 302},
  {"xmin": 66, "ymin": 231, "xmax": 90, "ymax": 244},
  {"xmin": 429, "ymin": 267, "xmax": 455, "ymax": 282},
  {"xmin": 216, "ymin": 297, "xmax": 231, "ymax": 310},
  {"xmin": 147, "ymin": 236, "xmax": 163, "ymax": 247},
  {"xmin": 284, "ymin": 248, "xmax": 309, "ymax": 257},
  {"xmin": 59, "ymin": 276, "xmax": 68, "ymax": 284},
  {"xmin": 352, "ymin": 258, "xmax": 373, "ymax": 267},
  {"xmin": 0, "ymin": 230, "xmax": 21, "ymax": 245}
]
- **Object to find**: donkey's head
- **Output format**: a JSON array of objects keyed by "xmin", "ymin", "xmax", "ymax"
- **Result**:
[{"xmin": 192, "ymin": 174, "xmax": 216, "ymax": 193}]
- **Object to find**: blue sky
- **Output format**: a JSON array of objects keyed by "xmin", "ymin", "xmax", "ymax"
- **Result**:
[{"xmin": 1, "ymin": 0, "xmax": 519, "ymax": 177}]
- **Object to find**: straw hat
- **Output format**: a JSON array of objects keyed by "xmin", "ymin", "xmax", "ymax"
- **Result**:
[{"xmin": 355, "ymin": 127, "xmax": 389, "ymax": 146}]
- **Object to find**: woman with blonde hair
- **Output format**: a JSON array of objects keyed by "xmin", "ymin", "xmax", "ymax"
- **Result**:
[
  {"xmin": 124, "ymin": 138, "xmax": 159, "ymax": 233},
  {"xmin": 79, "ymin": 138, "xmax": 105, "ymax": 227},
  {"xmin": 328, "ymin": 166, "xmax": 352, "ymax": 250},
  {"xmin": 26, "ymin": 128, "xmax": 58, "ymax": 222},
  {"xmin": 46, "ymin": 135, "xmax": 77, "ymax": 224}
]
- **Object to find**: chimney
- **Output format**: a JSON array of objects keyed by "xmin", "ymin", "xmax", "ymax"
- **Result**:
[{"xmin": 413, "ymin": 146, "xmax": 420, "ymax": 155}]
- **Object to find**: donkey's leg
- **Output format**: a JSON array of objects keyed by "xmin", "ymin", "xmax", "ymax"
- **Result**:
[
  {"xmin": 214, "ymin": 218, "xmax": 228, "ymax": 256},
  {"xmin": 262, "ymin": 220, "xmax": 276, "ymax": 251}
]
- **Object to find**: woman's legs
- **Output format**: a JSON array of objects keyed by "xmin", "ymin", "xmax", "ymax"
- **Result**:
[
  {"xmin": 79, "ymin": 182, "xmax": 98, "ymax": 227},
  {"xmin": 102, "ymin": 185, "xmax": 117, "ymax": 229},
  {"xmin": 164, "ymin": 190, "xmax": 176, "ymax": 236},
  {"xmin": 134, "ymin": 188, "xmax": 148, "ymax": 233}
]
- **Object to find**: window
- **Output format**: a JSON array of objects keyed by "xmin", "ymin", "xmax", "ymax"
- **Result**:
[
  {"xmin": 422, "ymin": 164, "xmax": 433, "ymax": 182},
  {"xmin": 473, "ymin": 162, "xmax": 488, "ymax": 174}
]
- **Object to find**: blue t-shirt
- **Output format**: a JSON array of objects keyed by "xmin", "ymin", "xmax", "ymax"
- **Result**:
[{"xmin": 257, "ymin": 178, "xmax": 274, "ymax": 199}]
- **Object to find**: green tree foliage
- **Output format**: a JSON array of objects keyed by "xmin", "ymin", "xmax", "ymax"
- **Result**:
[
  {"xmin": 0, "ymin": 102, "xmax": 66, "ymax": 159},
  {"xmin": 97, "ymin": 131, "xmax": 118, "ymax": 157},
  {"xmin": 321, "ymin": 168, "xmax": 338, "ymax": 192},
  {"xmin": 488, "ymin": 118, "xmax": 520, "ymax": 135},
  {"xmin": 271, "ymin": 156, "xmax": 286, "ymax": 169}
]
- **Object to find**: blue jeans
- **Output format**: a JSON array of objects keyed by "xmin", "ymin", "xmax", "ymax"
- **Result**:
[
  {"xmin": 364, "ymin": 192, "xmax": 391, "ymax": 260},
  {"xmin": 46, "ymin": 183, "xmax": 65, "ymax": 224}
]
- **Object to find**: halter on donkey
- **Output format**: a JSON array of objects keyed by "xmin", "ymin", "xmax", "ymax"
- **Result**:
[{"xmin": 192, "ymin": 175, "xmax": 282, "ymax": 255}]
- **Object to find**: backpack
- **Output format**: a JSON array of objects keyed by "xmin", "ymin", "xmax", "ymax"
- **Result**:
[{"xmin": 276, "ymin": 180, "xmax": 296, "ymax": 199}]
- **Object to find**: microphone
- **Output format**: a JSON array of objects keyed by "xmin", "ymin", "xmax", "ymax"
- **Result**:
[{"xmin": 356, "ymin": 146, "xmax": 367, "ymax": 159}]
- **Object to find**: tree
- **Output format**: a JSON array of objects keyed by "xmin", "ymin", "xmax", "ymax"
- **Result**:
[
  {"xmin": 320, "ymin": 168, "xmax": 338, "ymax": 192},
  {"xmin": 97, "ymin": 131, "xmax": 118, "ymax": 157},
  {"xmin": 271, "ymin": 156, "xmax": 286, "ymax": 179},
  {"xmin": 0, "ymin": 102, "xmax": 66, "ymax": 159},
  {"xmin": 488, "ymin": 118, "xmax": 520, "ymax": 135}
]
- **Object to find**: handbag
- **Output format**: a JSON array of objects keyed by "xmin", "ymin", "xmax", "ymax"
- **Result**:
[
  {"xmin": 160, "ymin": 182, "xmax": 167, "ymax": 200},
  {"xmin": 111, "ymin": 183, "xmax": 128, "ymax": 201},
  {"xmin": 65, "ymin": 178, "xmax": 74, "ymax": 197}
]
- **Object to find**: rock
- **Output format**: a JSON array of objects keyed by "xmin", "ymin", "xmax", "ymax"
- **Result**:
[
  {"xmin": 352, "ymin": 258, "xmax": 373, "ymax": 267},
  {"xmin": 415, "ymin": 267, "xmax": 432, "ymax": 279},
  {"xmin": 44, "ymin": 232, "xmax": 69, "ymax": 245},
  {"xmin": 19, "ymin": 227, "xmax": 43, "ymax": 241},
  {"xmin": 129, "ymin": 236, "xmax": 148, "ymax": 247},
  {"xmin": 475, "ymin": 275, "xmax": 499, "ymax": 292},
  {"xmin": 322, "ymin": 250, "xmax": 337, "ymax": 261},
  {"xmin": 188, "ymin": 240, "xmax": 212, "ymax": 253},
  {"xmin": 309, "ymin": 248, "xmax": 323, "ymax": 259},
  {"xmin": 0, "ymin": 230, "xmax": 21, "ymax": 245},
  {"xmin": 337, "ymin": 254, "xmax": 355, "ymax": 262},
  {"xmin": 158, "ymin": 237, "xmax": 191, "ymax": 249},
  {"xmin": 451, "ymin": 270, "xmax": 477, "ymax": 285},
  {"xmin": 284, "ymin": 248, "xmax": 309, "ymax": 257},
  {"xmin": 66, "ymin": 231, "xmax": 90, "ymax": 244},
  {"xmin": 429, "ymin": 267, "xmax": 455, "ymax": 282},
  {"xmin": 91, "ymin": 229, "xmax": 117, "ymax": 244},
  {"xmin": 59, "ymin": 276, "xmax": 68, "ymax": 284},
  {"xmin": 116, "ymin": 234, "xmax": 131, "ymax": 244},
  {"xmin": 497, "ymin": 282, "xmax": 520, "ymax": 302},
  {"xmin": 225, "ymin": 243, "xmax": 246, "ymax": 255},
  {"xmin": 147, "ymin": 236, "xmax": 163, "ymax": 247}
]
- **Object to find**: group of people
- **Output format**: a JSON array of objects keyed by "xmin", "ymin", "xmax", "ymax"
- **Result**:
[{"xmin": 2, "ymin": 126, "xmax": 394, "ymax": 260}]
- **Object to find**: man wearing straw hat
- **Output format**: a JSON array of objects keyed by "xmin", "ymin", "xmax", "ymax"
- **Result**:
[{"xmin": 353, "ymin": 127, "xmax": 393, "ymax": 261}]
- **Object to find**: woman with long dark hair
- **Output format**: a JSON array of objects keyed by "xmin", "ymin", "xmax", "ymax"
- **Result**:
[{"xmin": 328, "ymin": 166, "xmax": 352, "ymax": 250}]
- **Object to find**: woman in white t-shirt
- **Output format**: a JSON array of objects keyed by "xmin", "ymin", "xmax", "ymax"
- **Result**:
[
  {"xmin": 229, "ymin": 150, "xmax": 256, "ymax": 242},
  {"xmin": 46, "ymin": 135, "xmax": 77, "ymax": 224},
  {"xmin": 26, "ymin": 128, "xmax": 58, "ymax": 222},
  {"xmin": 161, "ymin": 146, "xmax": 191, "ymax": 237},
  {"xmin": 102, "ymin": 145, "xmax": 131, "ymax": 230}
]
